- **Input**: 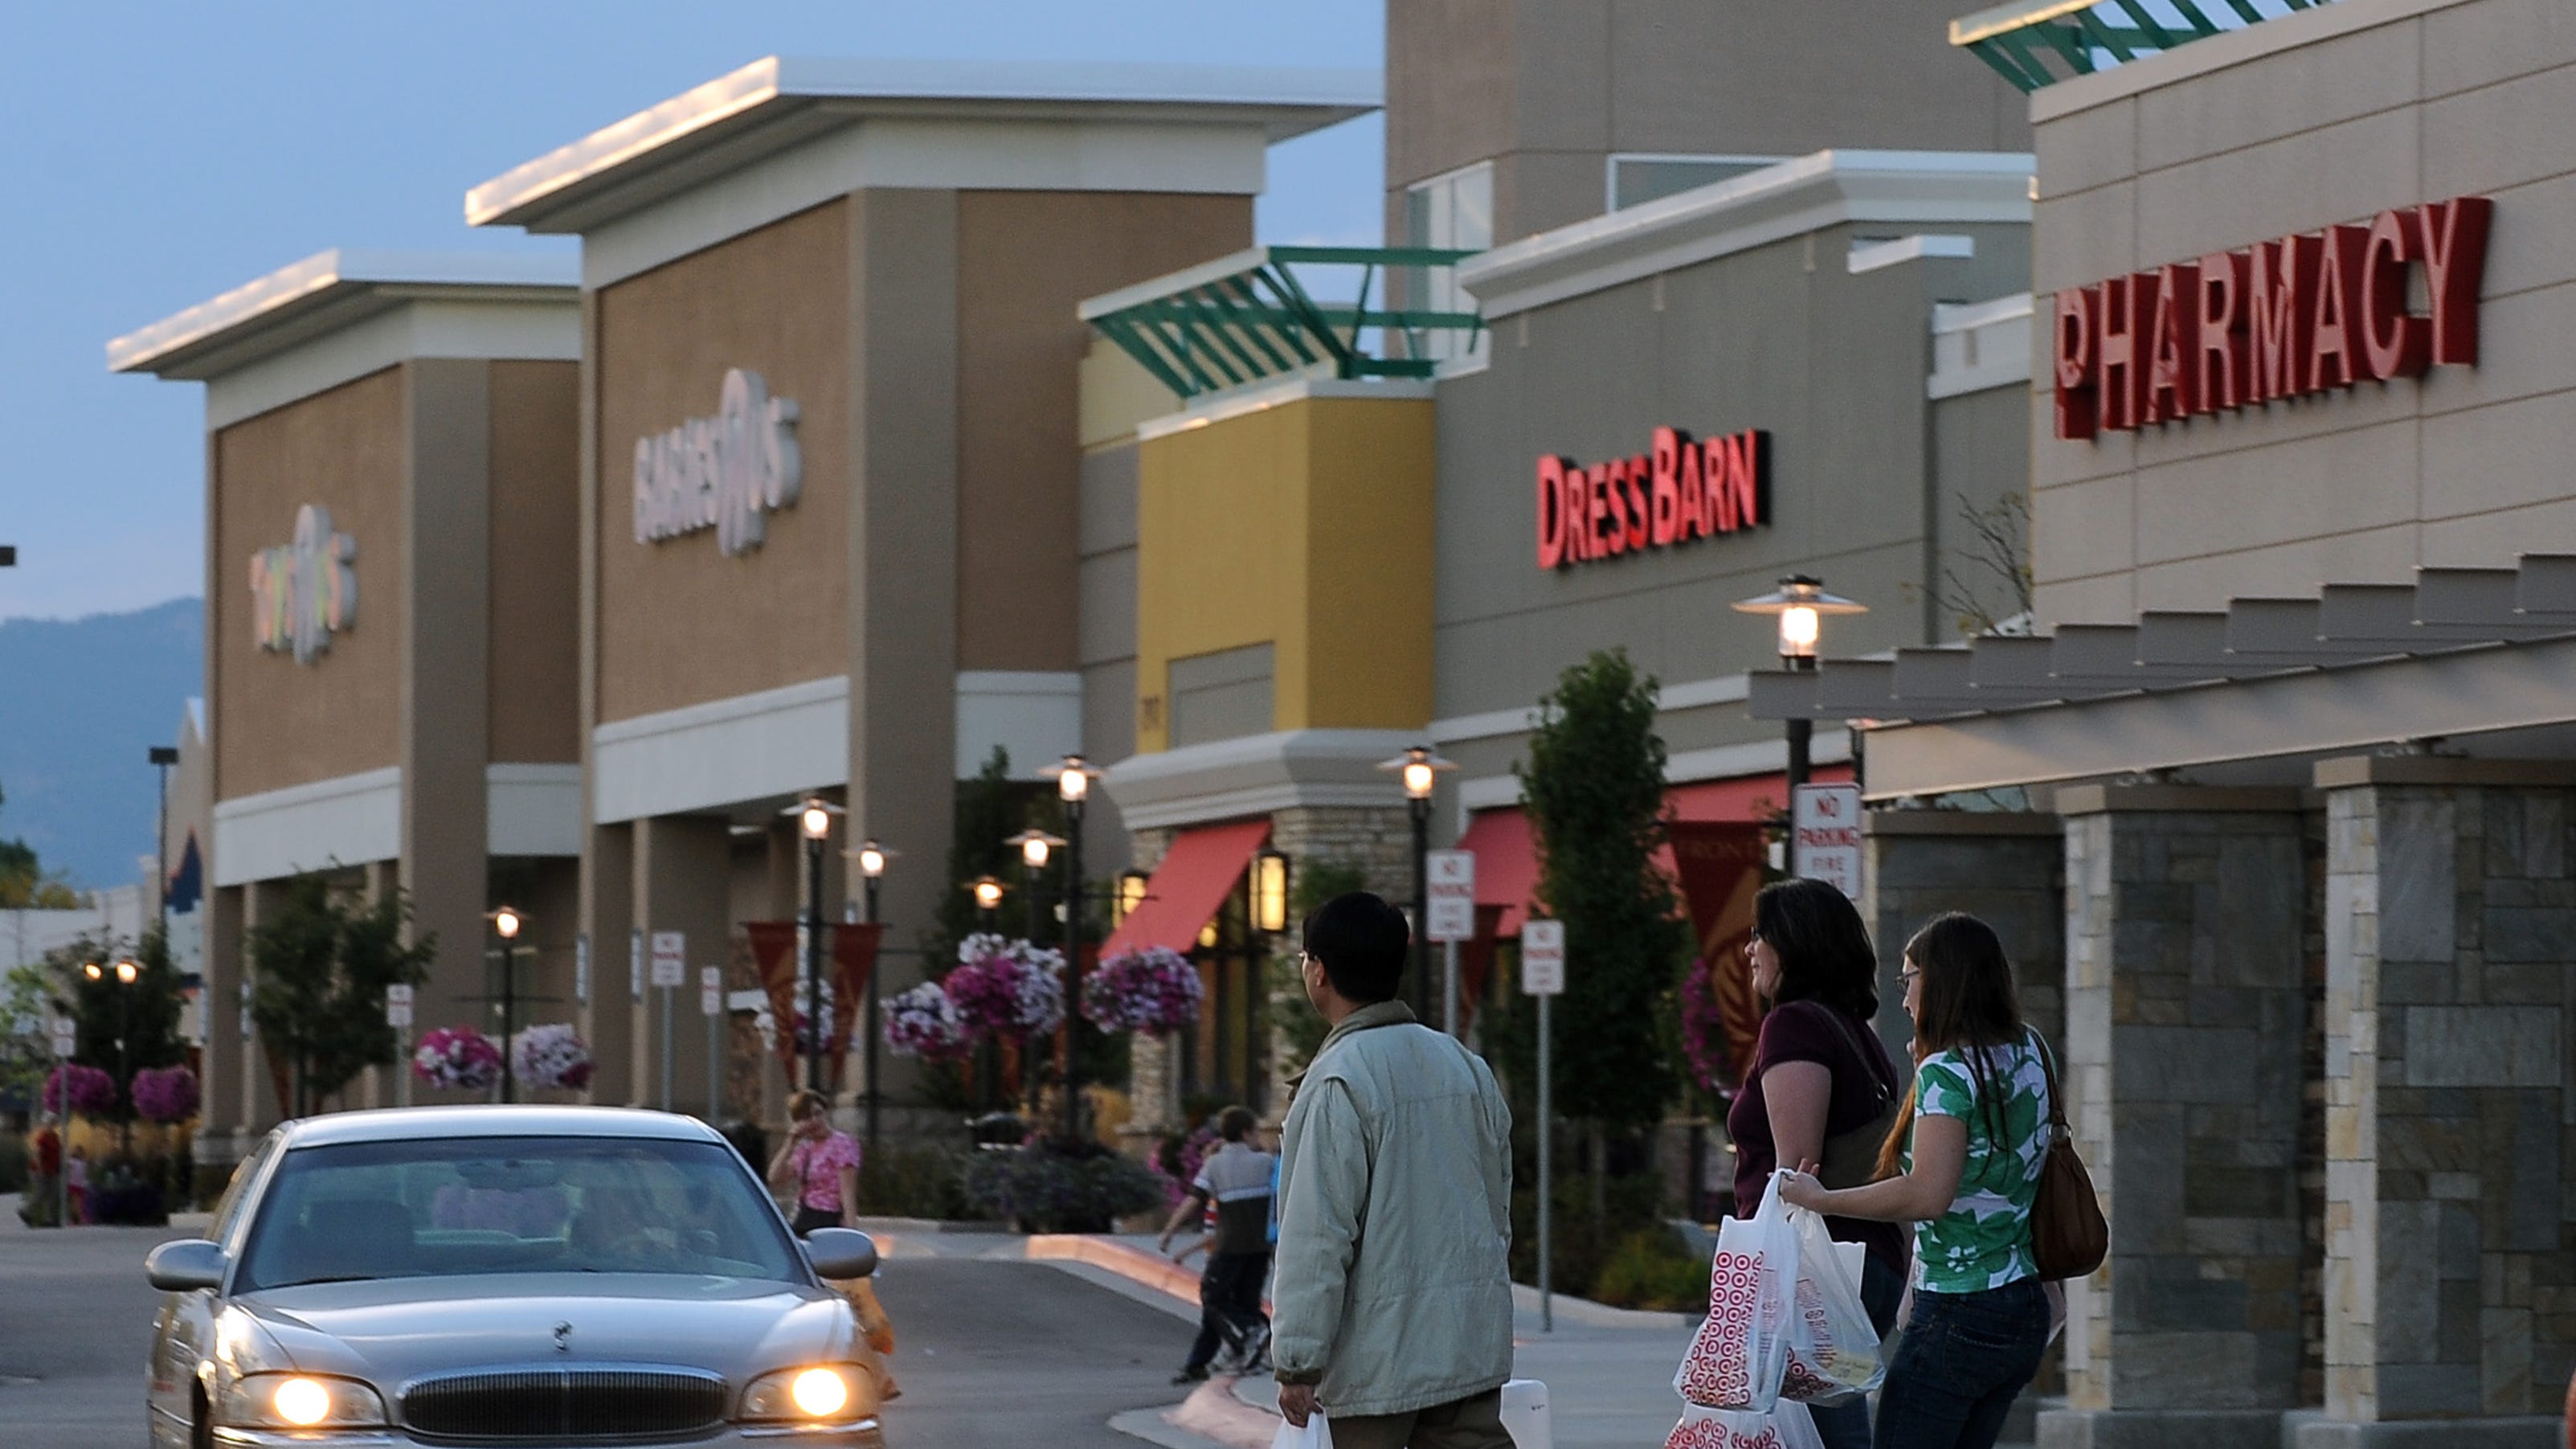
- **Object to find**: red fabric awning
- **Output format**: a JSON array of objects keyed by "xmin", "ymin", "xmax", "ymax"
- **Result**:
[
  {"xmin": 1458, "ymin": 763, "xmax": 1850, "ymax": 938},
  {"xmin": 1457, "ymin": 808, "xmax": 1540, "ymax": 936},
  {"xmin": 1100, "ymin": 818, "xmax": 1273, "ymax": 956}
]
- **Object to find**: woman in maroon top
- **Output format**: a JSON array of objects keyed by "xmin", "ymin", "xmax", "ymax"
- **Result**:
[{"xmin": 1726, "ymin": 878, "xmax": 1906, "ymax": 1449}]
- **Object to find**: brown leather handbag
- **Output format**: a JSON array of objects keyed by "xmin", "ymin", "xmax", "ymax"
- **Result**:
[{"xmin": 2029, "ymin": 1034, "xmax": 2108, "ymax": 1281}]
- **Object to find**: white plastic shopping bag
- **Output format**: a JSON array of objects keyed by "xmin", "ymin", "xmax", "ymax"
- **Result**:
[
  {"xmin": 1662, "ymin": 1398, "xmax": 1826, "ymax": 1449},
  {"xmin": 1778, "ymin": 1201, "xmax": 1884, "ymax": 1404},
  {"xmin": 1674, "ymin": 1173, "xmax": 1796, "ymax": 1411},
  {"xmin": 1271, "ymin": 1409, "xmax": 1327, "ymax": 1449}
]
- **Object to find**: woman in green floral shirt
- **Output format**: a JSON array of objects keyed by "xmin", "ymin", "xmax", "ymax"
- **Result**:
[{"xmin": 1781, "ymin": 912, "xmax": 2054, "ymax": 1449}]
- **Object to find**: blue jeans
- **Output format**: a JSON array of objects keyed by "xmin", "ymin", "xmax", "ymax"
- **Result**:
[
  {"xmin": 1808, "ymin": 1250, "xmax": 1905, "ymax": 1449},
  {"xmin": 1872, "ymin": 1277, "xmax": 2051, "ymax": 1449}
]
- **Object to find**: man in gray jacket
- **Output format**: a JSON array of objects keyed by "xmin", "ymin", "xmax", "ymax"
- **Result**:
[{"xmin": 1273, "ymin": 892, "xmax": 1515, "ymax": 1448}]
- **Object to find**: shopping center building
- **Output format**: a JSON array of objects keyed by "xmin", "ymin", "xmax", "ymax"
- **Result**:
[
  {"xmin": 1763, "ymin": 0, "xmax": 2576, "ymax": 1441},
  {"xmin": 110, "ymin": 251, "xmax": 583, "ymax": 1154}
]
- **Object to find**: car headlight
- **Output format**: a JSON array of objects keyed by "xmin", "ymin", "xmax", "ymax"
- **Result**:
[
  {"xmin": 219, "ymin": 1373, "xmax": 388, "ymax": 1429},
  {"xmin": 739, "ymin": 1365, "xmax": 870, "ymax": 1422}
]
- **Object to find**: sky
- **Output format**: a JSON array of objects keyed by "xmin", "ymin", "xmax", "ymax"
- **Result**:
[{"xmin": 0, "ymin": 1, "xmax": 1385, "ymax": 625}]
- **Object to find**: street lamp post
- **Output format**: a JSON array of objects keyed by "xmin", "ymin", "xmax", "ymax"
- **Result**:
[
  {"xmin": 970, "ymin": 876, "xmax": 1004, "ymax": 932},
  {"xmin": 1732, "ymin": 575, "xmax": 1867, "ymax": 790},
  {"xmin": 848, "ymin": 840, "xmax": 889, "ymax": 1152},
  {"xmin": 86, "ymin": 958, "xmax": 140, "ymax": 1155},
  {"xmin": 1055, "ymin": 756, "xmax": 1101, "ymax": 1142},
  {"xmin": 1376, "ymin": 746, "xmax": 1454, "ymax": 1013},
  {"xmin": 1004, "ymin": 831, "xmax": 1065, "ymax": 941},
  {"xmin": 491, "ymin": 908, "xmax": 522, "ymax": 1103},
  {"xmin": 147, "ymin": 747, "xmax": 178, "ymax": 929},
  {"xmin": 791, "ymin": 798, "xmax": 843, "ymax": 1095}
]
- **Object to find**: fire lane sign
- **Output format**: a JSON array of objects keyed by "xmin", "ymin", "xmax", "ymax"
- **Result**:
[{"xmin": 1791, "ymin": 783, "xmax": 1863, "ymax": 901}]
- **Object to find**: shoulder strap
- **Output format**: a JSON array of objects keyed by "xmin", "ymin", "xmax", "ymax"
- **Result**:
[
  {"xmin": 2031, "ymin": 1028, "xmax": 2070, "ymax": 1132},
  {"xmin": 1799, "ymin": 1000, "xmax": 1897, "ymax": 1104}
]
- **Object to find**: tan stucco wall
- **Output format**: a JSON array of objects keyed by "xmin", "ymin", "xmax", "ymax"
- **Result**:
[
  {"xmin": 2028, "ymin": 0, "xmax": 2576, "ymax": 626},
  {"xmin": 952, "ymin": 190, "xmax": 1250, "ymax": 671},
  {"xmin": 489, "ymin": 360, "xmax": 581, "ymax": 762},
  {"xmin": 594, "ymin": 200, "xmax": 852, "ymax": 723},
  {"xmin": 211, "ymin": 366, "xmax": 407, "ymax": 800}
]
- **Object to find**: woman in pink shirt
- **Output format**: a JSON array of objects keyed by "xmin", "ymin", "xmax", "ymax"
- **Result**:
[{"xmin": 767, "ymin": 1089, "xmax": 861, "ymax": 1235}]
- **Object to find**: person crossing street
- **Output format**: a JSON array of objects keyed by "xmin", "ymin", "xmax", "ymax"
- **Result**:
[{"xmin": 1159, "ymin": 1104, "xmax": 1276, "ymax": 1381}]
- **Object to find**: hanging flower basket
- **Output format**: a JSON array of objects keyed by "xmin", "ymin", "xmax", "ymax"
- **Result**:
[
  {"xmin": 509, "ymin": 1024, "xmax": 595, "ymax": 1092},
  {"xmin": 943, "ymin": 934, "xmax": 1066, "ymax": 1042},
  {"xmin": 413, "ymin": 1026, "xmax": 503, "ymax": 1093},
  {"xmin": 883, "ymin": 982, "xmax": 971, "ymax": 1061},
  {"xmin": 1079, "ymin": 945, "xmax": 1204, "ymax": 1036},
  {"xmin": 132, "ymin": 1065, "xmax": 201, "ymax": 1124},
  {"xmin": 42, "ymin": 1063, "xmax": 117, "ymax": 1118}
]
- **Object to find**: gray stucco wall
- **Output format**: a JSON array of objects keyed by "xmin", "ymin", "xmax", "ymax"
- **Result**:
[
  {"xmin": 1431, "ymin": 220, "xmax": 2032, "ymax": 733},
  {"xmin": 2028, "ymin": 0, "xmax": 2576, "ymax": 627}
]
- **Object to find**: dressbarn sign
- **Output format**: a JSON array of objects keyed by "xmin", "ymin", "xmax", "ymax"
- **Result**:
[
  {"xmin": 1536, "ymin": 426, "xmax": 1768, "ymax": 570},
  {"xmin": 2054, "ymin": 196, "xmax": 2491, "ymax": 439},
  {"xmin": 633, "ymin": 368, "xmax": 803, "ymax": 556}
]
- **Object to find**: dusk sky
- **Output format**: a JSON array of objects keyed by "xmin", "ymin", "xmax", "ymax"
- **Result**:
[{"xmin": 0, "ymin": 1, "xmax": 1384, "ymax": 625}]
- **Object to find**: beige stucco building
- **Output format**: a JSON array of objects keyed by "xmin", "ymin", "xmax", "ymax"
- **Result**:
[
  {"xmin": 462, "ymin": 58, "xmax": 1377, "ymax": 1120},
  {"xmin": 111, "ymin": 251, "xmax": 583, "ymax": 1156}
]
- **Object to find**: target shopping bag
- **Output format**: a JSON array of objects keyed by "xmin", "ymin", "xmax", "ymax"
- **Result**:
[
  {"xmin": 1779, "ymin": 1201, "xmax": 1884, "ymax": 1404},
  {"xmin": 1662, "ymin": 1400, "xmax": 1826, "ymax": 1449},
  {"xmin": 1674, "ymin": 1173, "xmax": 1796, "ymax": 1411}
]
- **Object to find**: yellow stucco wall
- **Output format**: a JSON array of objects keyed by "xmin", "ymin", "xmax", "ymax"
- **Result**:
[{"xmin": 1134, "ymin": 391, "xmax": 1435, "ymax": 752}]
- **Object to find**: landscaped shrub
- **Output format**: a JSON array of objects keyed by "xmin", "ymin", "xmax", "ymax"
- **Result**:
[
  {"xmin": 854, "ymin": 1142, "xmax": 979, "ymax": 1222},
  {"xmin": 962, "ymin": 1139, "xmax": 1165, "ymax": 1234},
  {"xmin": 1592, "ymin": 1224, "xmax": 1711, "ymax": 1313}
]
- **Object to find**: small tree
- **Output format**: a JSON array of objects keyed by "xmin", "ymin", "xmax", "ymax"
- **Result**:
[
  {"xmin": 248, "ymin": 875, "xmax": 434, "ymax": 1115},
  {"xmin": 0, "ymin": 780, "xmax": 82, "ymax": 910},
  {"xmin": 1515, "ymin": 649, "xmax": 1688, "ymax": 1202}
]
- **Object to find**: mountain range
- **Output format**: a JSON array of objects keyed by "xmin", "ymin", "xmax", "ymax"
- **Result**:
[{"xmin": 0, "ymin": 597, "xmax": 203, "ymax": 890}]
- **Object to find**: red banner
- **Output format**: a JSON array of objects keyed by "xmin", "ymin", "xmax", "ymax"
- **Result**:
[
  {"xmin": 1665, "ymin": 821, "xmax": 1769, "ymax": 1092},
  {"xmin": 746, "ymin": 922, "xmax": 881, "ymax": 1090}
]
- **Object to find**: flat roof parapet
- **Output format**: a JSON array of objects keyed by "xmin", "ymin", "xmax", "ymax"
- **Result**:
[
  {"xmin": 108, "ymin": 248, "xmax": 579, "ymax": 379},
  {"xmin": 467, "ymin": 55, "xmax": 1380, "ymax": 234}
]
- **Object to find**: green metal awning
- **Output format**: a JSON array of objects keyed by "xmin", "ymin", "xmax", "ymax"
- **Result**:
[
  {"xmin": 1950, "ymin": 0, "xmax": 2339, "ymax": 93},
  {"xmin": 1079, "ymin": 245, "xmax": 1483, "ymax": 401}
]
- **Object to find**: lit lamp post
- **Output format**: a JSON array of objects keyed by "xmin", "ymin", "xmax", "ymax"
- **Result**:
[
  {"xmin": 790, "ymin": 797, "xmax": 844, "ymax": 1094},
  {"xmin": 1376, "ymin": 746, "xmax": 1455, "ymax": 1013},
  {"xmin": 490, "ymin": 908, "xmax": 523, "ymax": 1103},
  {"xmin": 1004, "ymin": 830, "xmax": 1065, "ymax": 941},
  {"xmin": 970, "ymin": 876, "xmax": 1005, "ymax": 931},
  {"xmin": 1116, "ymin": 870, "xmax": 1150, "ymax": 923},
  {"xmin": 1055, "ymin": 756, "xmax": 1102, "ymax": 1141},
  {"xmin": 147, "ymin": 747, "xmax": 178, "ymax": 928},
  {"xmin": 1731, "ymin": 575, "xmax": 1866, "ymax": 790},
  {"xmin": 85, "ymin": 958, "xmax": 140, "ymax": 1154},
  {"xmin": 846, "ymin": 839, "xmax": 890, "ymax": 1152}
]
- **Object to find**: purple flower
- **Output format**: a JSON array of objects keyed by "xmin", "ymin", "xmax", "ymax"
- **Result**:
[
  {"xmin": 884, "ymin": 982, "xmax": 970, "ymax": 1061},
  {"xmin": 41, "ymin": 1063, "xmax": 117, "ymax": 1117},
  {"xmin": 132, "ymin": 1066, "xmax": 200, "ymax": 1124},
  {"xmin": 412, "ymin": 1026, "xmax": 503, "ymax": 1092},
  {"xmin": 1080, "ymin": 947, "xmax": 1204, "ymax": 1035},
  {"xmin": 943, "ymin": 935, "xmax": 1065, "ymax": 1042}
]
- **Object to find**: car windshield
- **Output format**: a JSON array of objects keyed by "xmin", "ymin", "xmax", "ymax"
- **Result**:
[{"xmin": 235, "ymin": 1135, "xmax": 803, "ymax": 1291}]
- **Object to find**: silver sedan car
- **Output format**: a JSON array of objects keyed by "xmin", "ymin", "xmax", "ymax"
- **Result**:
[{"xmin": 143, "ymin": 1105, "xmax": 886, "ymax": 1448}]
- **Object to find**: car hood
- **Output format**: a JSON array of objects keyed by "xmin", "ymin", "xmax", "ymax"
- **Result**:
[{"xmin": 233, "ymin": 1273, "xmax": 853, "ymax": 1384}]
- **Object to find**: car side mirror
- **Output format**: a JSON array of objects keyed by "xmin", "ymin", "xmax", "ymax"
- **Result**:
[
  {"xmin": 802, "ymin": 1228, "xmax": 877, "ymax": 1280},
  {"xmin": 146, "ymin": 1238, "xmax": 229, "ymax": 1293}
]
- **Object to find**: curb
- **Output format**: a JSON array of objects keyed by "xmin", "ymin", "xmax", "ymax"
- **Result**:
[{"xmin": 1026, "ymin": 1234, "xmax": 1203, "ymax": 1307}]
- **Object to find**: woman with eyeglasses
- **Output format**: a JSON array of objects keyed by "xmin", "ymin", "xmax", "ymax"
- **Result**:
[
  {"xmin": 1781, "ymin": 911, "xmax": 2055, "ymax": 1449},
  {"xmin": 1728, "ymin": 878, "xmax": 1907, "ymax": 1449}
]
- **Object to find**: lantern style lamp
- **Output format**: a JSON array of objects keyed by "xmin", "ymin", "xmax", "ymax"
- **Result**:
[
  {"xmin": 1252, "ymin": 848, "xmax": 1292, "ymax": 936},
  {"xmin": 1375, "ymin": 745, "xmax": 1457, "ymax": 1010},
  {"xmin": 1116, "ymin": 870, "xmax": 1150, "ymax": 922},
  {"xmin": 1732, "ymin": 575, "xmax": 1866, "ymax": 788}
]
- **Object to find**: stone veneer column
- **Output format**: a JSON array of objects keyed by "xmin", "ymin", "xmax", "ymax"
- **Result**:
[
  {"xmin": 1862, "ymin": 809, "xmax": 2066, "ymax": 1055},
  {"xmin": 2307, "ymin": 757, "xmax": 2574, "ymax": 1449},
  {"xmin": 2044, "ymin": 785, "xmax": 2308, "ymax": 1449},
  {"xmin": 1119, "ymin": 826, "xmax": 1178, "ymax": 1141}
]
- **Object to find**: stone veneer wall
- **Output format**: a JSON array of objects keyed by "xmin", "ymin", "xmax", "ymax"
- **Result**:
[
  {"xmin": 1863, "ymin": 811, "xmax": 2067, "ymax": 1059},
  {"xmin": 2320, "ymin": 759, "xmax": 2576, "ymax": 1428},
  {"xmin": 2055, "ymin": 787, "xmax": 2308, "ymax": 1447},
  {"xmin": 1120, "ymin": 804, "xmax": 1419, "ymax": 1136}
]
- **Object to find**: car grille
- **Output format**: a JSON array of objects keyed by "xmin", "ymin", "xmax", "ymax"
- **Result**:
[{"xmin": 401, "ymin": 1365, "xmax": 728, "ymax": 1440}]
